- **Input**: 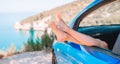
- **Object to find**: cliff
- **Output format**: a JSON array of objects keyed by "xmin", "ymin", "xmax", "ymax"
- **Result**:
[{"xmin": 20, "ymin": 0, "xmax": 120, "ymax": 26}]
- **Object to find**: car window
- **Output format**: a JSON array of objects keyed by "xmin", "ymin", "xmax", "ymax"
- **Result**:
[{"xmin": 79, "ymin": 1, "xmax": 120, "ymax": 27}]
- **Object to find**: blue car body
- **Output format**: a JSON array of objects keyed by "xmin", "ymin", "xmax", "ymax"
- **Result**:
[{"xmin": 52, "ymin": 0, "xmax": 120, "ymax": 64}]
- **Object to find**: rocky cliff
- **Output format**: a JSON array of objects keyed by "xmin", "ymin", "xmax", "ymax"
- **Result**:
[{"xmin": 21, "ymin": 0, "xmax": 120, "ymax": 26}]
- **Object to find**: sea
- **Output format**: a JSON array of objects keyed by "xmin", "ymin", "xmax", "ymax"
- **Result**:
[{"xmin": 0, "ymin": 12, "xmax": 38, "ymax": 51}]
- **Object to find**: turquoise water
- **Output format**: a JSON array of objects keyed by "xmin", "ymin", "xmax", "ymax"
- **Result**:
[{"xmin": 0, "ymin": 12, "xmax": 37, "ymax": 51}]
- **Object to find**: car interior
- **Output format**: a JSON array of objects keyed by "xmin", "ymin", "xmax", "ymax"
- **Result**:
[
  {"xmin": 112, "ymin": 32, "xmax": 120, "ymax": 55},
  {"xmin": 78, "ymin": 25, "xmax": 120, "ymax": 50},
  {"xmin": 77, "ymin": 25, "xmax": 120, "ymax": 59}
]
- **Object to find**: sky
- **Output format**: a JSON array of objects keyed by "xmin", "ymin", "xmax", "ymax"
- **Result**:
[{"xmin": 0, "ymin": 0, "xmax": 75, "ymax": 13}]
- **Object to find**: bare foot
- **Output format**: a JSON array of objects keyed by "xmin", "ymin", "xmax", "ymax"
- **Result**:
[
  {"xmin": 56, "ymin": 13, "xmax": 68, "ymax": 31},
  {"xmin": 100, "ymin": 41, "xmax": 108, "ymax": 49},
  {"xmin": 49, "ymin": 21, "xmax": 68, "ymax": 42},
  {"xmin": 96, "ymin": 39, "xmax": 108, "ymax": 49}
]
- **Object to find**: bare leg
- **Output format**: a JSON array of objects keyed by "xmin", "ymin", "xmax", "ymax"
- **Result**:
[
  {"xmin": 50, "ymin": 21, "xmax": 85, "ymax": 45},
  {"xmin": 56, "ymin": 14, "xmax": 108, "ymax": 49}
]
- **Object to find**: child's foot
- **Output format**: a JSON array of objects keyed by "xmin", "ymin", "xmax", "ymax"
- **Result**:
[
  {"xmin": 49, "ymin": 22, "xmax": 68, "ymax": 42},
  {"xmin": 96, "ymin": 39, "xmax": 108, "ymax": 49},
  {"xmin": 56, "ymin": 13, "xmax": 68, "ymax": 31}
]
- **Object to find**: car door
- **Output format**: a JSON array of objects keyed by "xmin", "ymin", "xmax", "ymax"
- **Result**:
[{"xmin": 52, "ymin": 0, "xmax": 120, "ymax": 64}]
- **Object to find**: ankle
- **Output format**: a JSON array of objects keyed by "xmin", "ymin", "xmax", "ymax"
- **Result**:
[
  {"xmin": 63, "ymin": 26, "xmax": 70, "ymax": 32},
  {"xmin": 57, "ymin": 33, "xmax": 68, "ymax": 42}
]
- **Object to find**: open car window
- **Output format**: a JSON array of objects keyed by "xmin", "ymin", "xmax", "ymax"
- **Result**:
[
  {"xmin": 77, "ymin": 1, "xmax": 120, "ymax": 53},
  {"xmin": 79, "ymin": 1, "xmax": 120, "ymax": 27}
]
